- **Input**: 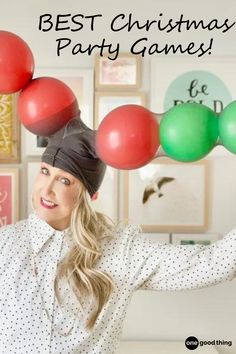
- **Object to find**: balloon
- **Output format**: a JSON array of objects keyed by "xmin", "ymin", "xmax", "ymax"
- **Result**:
[
  {"xmin": 160, "ymin": 103, "xmax": 218, "ymax": 162},
  {"xmin": 219, "ymin": 101, "xmax": 236, "ymax": 153},
  {"xmin": 96, "ymin": 104, "xmax": 159, "ymax": 169},
  {"xmin": 18, "ymin": 77, "xmax": 79, "ymax": 136},
  {"xmin": 0, "ymin": 30, "xmax": 34, "ymax": 94}
]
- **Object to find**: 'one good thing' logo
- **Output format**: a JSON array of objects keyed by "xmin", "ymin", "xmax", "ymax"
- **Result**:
[{"xmin": 185, "ymin": 336, "xmax": 232, "ymax": 350}]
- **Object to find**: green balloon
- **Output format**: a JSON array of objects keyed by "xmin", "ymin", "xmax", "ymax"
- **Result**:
[
  {"xmin": 160, "ymin": 103, "xmax": 219, "ymax": 162},
  {"xmin": 219, "ymin": 101, "xmax": 236, "ymax": 153}
]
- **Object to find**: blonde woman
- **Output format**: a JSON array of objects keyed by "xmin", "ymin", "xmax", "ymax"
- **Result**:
[{"xmin": 0, "ymin": 115, "xmax": 236, "ymax": 354}]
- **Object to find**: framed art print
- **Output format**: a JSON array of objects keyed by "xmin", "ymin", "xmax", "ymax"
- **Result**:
[
  {"xmin": 95, "ymin": 53, "xmax": 141, "ymax": 90},
  {"xmin": 123, "ymin": 158, "xmax": 208, "ymax": 232},
  {"xmin": 0, "ymin": 93, "xmax": 20, "ymax": 163},
  {"xmin": 0, "ymin": 167, "xmax": 19, "ymax": 225},
  {"xmin": 24, "ymin": 68, "xmax": 94, "ymax": 156},
  {"xmin": 94, "ymin": 92, "xmax": 146, "ymax": 128},
  {"xmin": 150, "ymin": 56, "xmax": 236, "ymax": 113}
]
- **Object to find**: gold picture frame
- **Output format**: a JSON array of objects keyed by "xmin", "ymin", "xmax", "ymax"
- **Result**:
[
  {"xmin": 0, "ymin": 93, "xmax": 20, "ymax": 163},
  {"xmin": 95, "ymin": 52, "xmax": 141, "ymax": 90}
]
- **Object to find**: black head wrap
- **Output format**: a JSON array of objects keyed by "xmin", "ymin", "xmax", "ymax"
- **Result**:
[{"xmin": 41, "ymin": 114, "xmax": 106, "ymax": 198}]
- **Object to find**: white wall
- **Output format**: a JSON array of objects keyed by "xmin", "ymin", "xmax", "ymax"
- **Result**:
[{"xmin": 1, "ymin": 0, "xmax": 236, "ymax": 353}]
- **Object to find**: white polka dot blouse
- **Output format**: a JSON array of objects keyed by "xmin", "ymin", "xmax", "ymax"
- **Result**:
[{"xmin": 0, "ymin": 211, "xmax": 236, "ymax": 353}]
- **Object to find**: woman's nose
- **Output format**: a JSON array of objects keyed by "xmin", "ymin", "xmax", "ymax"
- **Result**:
[{"xmin": 42, "ymin": 178, "xmax": 56, "ymax": 195}]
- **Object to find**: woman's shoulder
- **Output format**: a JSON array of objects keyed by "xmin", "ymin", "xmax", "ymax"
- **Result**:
[
  {"xmin": 0, "ymin": 217, "xmax": 28, "ymax": 232},
  {"xmin": 0, "ymin": 218, "xmax": 29, "ymax": 246},
  {"xmin": 101, "ymin": 223, "xmax": 142, "ymax": 250},
  {"xmin": 100, "ymin": 222, "xmax": 141, "ymax": 244},
  {"xmin": 115, "ymin": 223, "xmax": 142, "ymax": 238}
]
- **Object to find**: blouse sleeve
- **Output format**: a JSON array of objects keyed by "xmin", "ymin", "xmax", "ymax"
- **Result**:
[{"xmin": 121, "ymin": 225, "xmax": 236, "ymax": 291}]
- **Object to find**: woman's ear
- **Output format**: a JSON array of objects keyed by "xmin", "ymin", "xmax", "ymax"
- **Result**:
[{"xmin": 91, "ymin": 191, "xmax": 99, "ymax": 201}]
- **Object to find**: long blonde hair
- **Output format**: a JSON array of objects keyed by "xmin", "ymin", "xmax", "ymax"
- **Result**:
[{"xmin": 54, "ymin": 183, "xmax": 118, "ymax": 331}]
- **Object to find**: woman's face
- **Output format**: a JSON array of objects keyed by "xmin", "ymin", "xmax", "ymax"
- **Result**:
[{"xmin": 33, "ymin": 162, "xmax": 81, "ymax": 230}]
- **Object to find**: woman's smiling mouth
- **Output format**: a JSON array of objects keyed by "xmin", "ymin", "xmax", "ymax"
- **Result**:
[{"xmin": 40, "ymin": 197, "xmax": 58, "ymax": 209}]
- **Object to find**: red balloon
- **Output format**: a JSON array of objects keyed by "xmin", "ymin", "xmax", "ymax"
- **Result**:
[
  {"xmin": 96, "ymin": 105, "xmax": 159, "ymax": 169},
  {"xmin": 18, "ymin": 77, "xmax": 79, "ymax": 136},
  {"xmin": 0, "ymin": 30, "xmax": 34, "ymax": 94}
]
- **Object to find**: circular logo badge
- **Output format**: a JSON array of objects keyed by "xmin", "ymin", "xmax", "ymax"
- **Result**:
[
  {"xmin": 185, "ymin": 336, "xmax": 199, "ymax": 350},
  {"xmin": 164, "ymin": 70, "xmax": 232, "ymax": 114}
]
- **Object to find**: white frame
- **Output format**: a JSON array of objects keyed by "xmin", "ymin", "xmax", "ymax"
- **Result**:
[
  {"xmin": 150, "ymin": 56, "xmax": 236, "ymax": 112},
  {"xmin": 123, "ymin": 158, "xmax": 208, "ymax": 232},
  {"xmin": 24, "ymin": 68, "xmax": 94, "ymax": 156},
  {"xmin": 95, "ymin": 92, "xmax": 146, "ymax": 128}
]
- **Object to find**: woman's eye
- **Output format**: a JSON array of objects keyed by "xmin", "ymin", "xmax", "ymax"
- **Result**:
[
  {"xmin": 41, "ymin": 167, "xmax": 48, "ymax": 175},
  {"xmin": 61, "ymin": 178, "xmax": 70, "ymax": 186}
]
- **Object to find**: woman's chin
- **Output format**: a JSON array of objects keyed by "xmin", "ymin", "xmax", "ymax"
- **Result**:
[
  {"xmin": 35, "ymin": 207, "xmax": 70, "ymax": 230},
  {"xmin": 35, "ymin": 206, "xmax": 56, "ymax": 221}
]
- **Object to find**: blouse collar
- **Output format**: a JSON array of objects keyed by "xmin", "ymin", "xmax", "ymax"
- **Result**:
[{"xmin": 28, "ymin": 211, "xmax": 72, "ymax": 255}]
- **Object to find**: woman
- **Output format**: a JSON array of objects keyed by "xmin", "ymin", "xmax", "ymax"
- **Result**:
[{"xmin": 0, "ymin": 115, "xmax": 236, "ymax": 354}]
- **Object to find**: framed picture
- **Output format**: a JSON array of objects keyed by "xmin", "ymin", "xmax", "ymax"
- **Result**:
[
  {"xmin": 150, "ymin": 56, "xmax": 236, "ymax": 157},
  {"xmin": 0, "ymin": 167, "xmax": 19, "ymax": 225},
  {"xmin": 150, "ymin": 56, "xmax": 236, "ymax": 113},
  {"xmin": 0, "ymin": 93, "xmax": 20, "ymax": 163},
  {"xmin": 92, "ymin": 166, "xmax": 119, "ymax": 222},
  {"xmin": 123, "ymin": 158, "xmax": 208, "ymax": 232},
  {"xmin": 95, "ymin": 92, "xmax": 146, "ymax": 128},
  {"xmin": 95, "ymin": 53, "xmax": 141, "ymax": 90},
  {"xmin": 24, "ymin": 68, "xmax": 94, "ymax": 156},
  {"xmin": 27, "ymin": 161, "xmax": 118, "ymax": 221},
  {"xmin": 172, "ymin": 233, "xmax": 219, "ymax": 245}
]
